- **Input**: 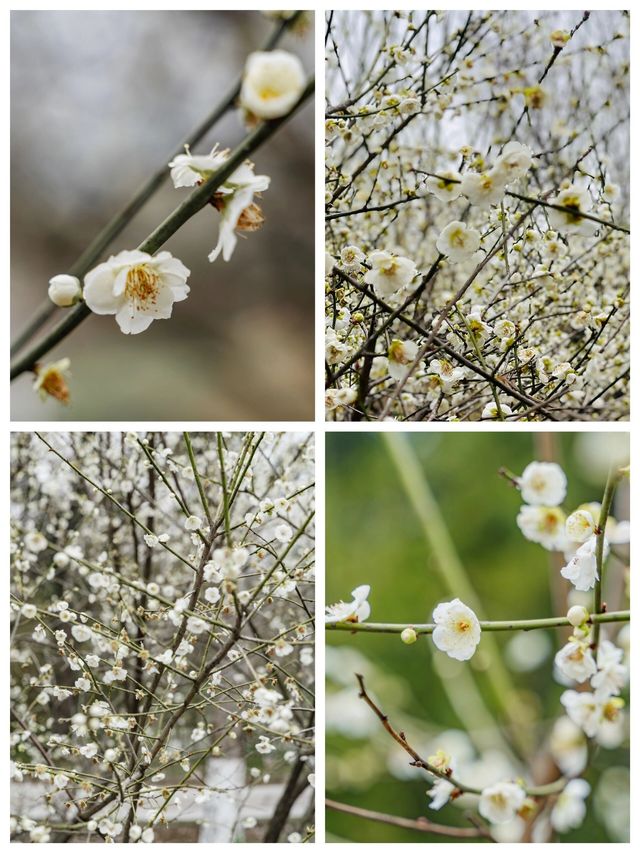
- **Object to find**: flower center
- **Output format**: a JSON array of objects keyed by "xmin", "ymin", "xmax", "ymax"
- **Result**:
[
  {"xmin": 450, "ymin": 229, "xmax": 466, "ymax": 248},
  {"xmin": 456, "ymin": 619, "xmax": 471, "ymax": 633},
  {"xmin": 125, "ymin": 264, "xmax": 159, "ymax": 307},
  {"xmin": 258, "ymin": 85, "xmax": 283, "ymax": 100}
]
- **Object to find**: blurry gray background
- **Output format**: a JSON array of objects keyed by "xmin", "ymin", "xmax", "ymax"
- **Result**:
[{"xmin": 11, "ymin": 10, "xmax": 314, "ymax": 421}]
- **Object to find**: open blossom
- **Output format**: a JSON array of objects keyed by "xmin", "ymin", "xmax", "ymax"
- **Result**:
[
  {"xmin": 554, "ymin": 637, "xmax": 597, "ymax": 683},
  {"xmin": 424, "ymin": 170, "xmax": 462, "ymax": 201},
  {"xmin": 478, "ymin": 781, "xmax": 526, "ymax": 824},
  {"xmin": 560, "ymin": 534, "xmax": 607, "ymax": 591},
  {"xmin": 432, "ymin": 598, "xmax": 481, "ymax": 661},
  {"xmin": 428, "ymin": 358, "xmax": 465, "ymax": 390},
  {"xmin": 387, "ymin": 339, "xmax": 419, "ymax": 380},
  {"xmin": 325, "ymin": 584, "xmax": 371, "ymax": 624},
  {"xmin": 550, "ymin": 778, "xmax": 590, "ymax": 833},
  {"xmin": 519, "ymin": 462, "xmax": 567, "ymax": 506},
  {"xmin": 325, "ymin": 327, "xmax": 349, "ymax": 365},
  {"xmin": 517, "ymin": 505, "xmax": 566, "ymax": 550},
  {"xmin": 71, "ymin": 624, "xmax": 92, "ymax": 643},
  {"xmin": 548, "ymin": 185, "xmax": 595, "ymax": 235},
  {"xmin": 560, "ymin": 689, "xmax": 624, "ymax": 738},
  {"xmin": 325, "ymin": 387, "xmax": 357, "ymax": 412},
  {"xmin": 240, "ymin": 50, "xmax": 305, "ymax": 120},
  {"xmin": 168, "ymin": 145, "xmax": 270, "ymax": 263},
  {"xmin": 364, "ymin": 251, "xmax": 417, "ymax": 298},
  {"xmin": 591, "ymin": 640, "xmax": 627, "ymax": 696},
  {"xmin": 436, "ymin": 220, "xmax": 481, "ymax": 262},
  {"xmin": 339, "ymin": 244, "xmax": 365, "ymax": 271},
  {"xmin": 492, "ymin": 141, "xmax": 533, "ymax": 184},
  {"xmin": 83, "ymin": 250, "xmax": 190, "ymax": 334},
  {"xmin": 549, "ymin": 716, "xmax": 587, "ymax": 776},
  {"xmin": 481, "ymin": 400, "xmax": 513, "ymax": 420},
  {"xmin": 460, "ymin": 170, "xmax": 506, "ymax": 208},
  {"xmin": 33, "ymin": 358, "xmax": 71, "ymax": 404}
]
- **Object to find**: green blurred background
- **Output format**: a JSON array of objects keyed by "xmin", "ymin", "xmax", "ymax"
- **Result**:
[{"xmin": 325, "ymin": 431, "xmax": 629, "ymax": 843}]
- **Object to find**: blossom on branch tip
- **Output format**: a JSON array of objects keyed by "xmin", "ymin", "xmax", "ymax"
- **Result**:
[
  {"xmin": 516, "ymin": 505, "xmax": 566, "ymax": 550},
  {"xmin": 432, "ymin": 598, "xmax": 481, "ymax": 661},
  {"xmin": 240, "ymin": 50, "xmax": 305, "ymax": 120},
  {"xmin": 325, "ymin": 584, "xmax": 371, "ymax": 624},
  {"xmin": 560, "ymin": 535, "xmax": 607, "ymax": 591},
  {"xmin": 83, "ymin": 250, "xmax": 190, "ymax": 334},
  {"xmin": 518, "ymin": 462, "xmax": 567, "ymax": 506}
]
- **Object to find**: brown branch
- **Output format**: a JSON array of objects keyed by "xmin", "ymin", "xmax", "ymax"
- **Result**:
[{"xmin": 326, "ymin": 799, "xmax": 493, "ymax": 840}]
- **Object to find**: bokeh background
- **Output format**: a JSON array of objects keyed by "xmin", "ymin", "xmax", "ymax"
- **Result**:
[
  {"xmin": 326, "ymin": 431, "xmax": 630, "ymax": 843},
  {"xmin": 11, "ymin": 10, "xmax": 314, "ymax": 420}
]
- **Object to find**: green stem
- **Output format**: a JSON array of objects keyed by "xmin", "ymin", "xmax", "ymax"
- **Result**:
[
  {"xmin": 10, "ymin": 77, "xmax": 315, "ymax": 381},
  {"xmin": 327, "ymin": 609, "xmax": 630, "ymax": 635},
  {"xmin": 593, "ymin": 466, "xmax": 626, "ymax": 651},
  {"xmin": 9, "ymin": 13, "xmax": 302, "ymax": 358},
  {"xmin": 382, "ymin": 433, "xmax": 531, "ymax": 756}
]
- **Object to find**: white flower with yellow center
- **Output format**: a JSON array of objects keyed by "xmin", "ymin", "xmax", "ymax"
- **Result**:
[
  {"xmin": 478, "ymin": 781, "xmax": 526, "ymax": 824},
  {"xmin": 387, "ymin": 339, "xmax": 419, "ymax": 380},
  {"xmin": 325, "ymin": 327, "xmax": 349, "ymax": 365},
  {"xmin": 460, "ymin": 170, "xmax": 507, "ymax": 208},
  {"xmin": 548, "ymin": 185, "xmax": 595, "ymax": 236},
  {"xmin": 560, "ymin": 689, "xmax": 624, "ymax": 738},
  {"xmin": 554, "ymin": 637, "xmax": 597, "ymax": 683},
  {"xmin": 168, "ymin": 145, "xmax": 229, "ymax": 189},
  {"xmin": 423, "ymin": 171, "xmax": 462, "ymax": 201},
  {"xmin": 364, "ymin": 250, "xmax": 417, "ymax": 297},
  {"xmin": 516, "ymin": 505, "xmax": 566, "ymax": 550},
  {"xmin": 519, "ymin": 461, "xmax": 567, "ymax": 506},
  {"xmin": 325, "ymin": 387, "xmax": 357, "ymax": 412},
  {"xmin": 492, "ymin": 141, "xmax": 533, "ymax": 184},
  {"xmin": 436, "ymin": 220, "xmax": 481, "ymax": 262},
  {"xmin": 432, "ymin": 598, "xmax": 481, "ymax": 661},
  {"xmin": 481, "ymin": 400, "xmax": 513, "ymax": 420},
  {"xmin": 549, "ymin": 716, "xmax": 587, "ymax": 776},
  {"xmin": 428, "ymin": 358, "xmax": 465, "ymax": 390},
  {"xmin": 240, "ymin": 50, "xmax": 305, "ymax": 120},
  {"xmin": 83, "ymin": 250, "xmax": 190, "ymax": 334},
  {"xmin": 325, "ymin": 584, "xmax": 371, "ymax": 624}
]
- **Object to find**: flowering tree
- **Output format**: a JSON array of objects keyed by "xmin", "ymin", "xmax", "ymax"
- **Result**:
[
  {"xmin": 325, "ymin": 434, "xmax": 629, "ymax": 842},
  {"xmin": 11, "ymin": 11, "xmax": 314, "ymax": 409},
  {"xmin": 10, "ymin": 431, "xmax": 315, "ymax": 843},
  {"xmin": 325, "ymin": 10, "xmax": 629, "ymax": 421}
]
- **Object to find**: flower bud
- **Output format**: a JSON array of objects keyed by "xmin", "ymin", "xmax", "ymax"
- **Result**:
[
  {"xmin": 566, "ymin": 605, "xmax": 590, "ymax": 628},
  {"xmin": 401, "ymin": 627, "xmax": 417, "ymax": 644},
  {"xmin": 48, "ymin": 274, "xmax": 82, "ymax": 307}
]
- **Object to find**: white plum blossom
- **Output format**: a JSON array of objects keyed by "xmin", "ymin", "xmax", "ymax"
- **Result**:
[
  {"xmin": 554, "ymin": 637, "xmax": 597, "ymax": 683},
  {"xmin": 591, "ymin": 640, "xmax": 627, "ymax": 697},
  {"xmin": 478, "ymin": 781, "xmax": 526, "ymax": 824},
  {"xmin": 548, "ymin": 185, "xmax": 595, "ymax": 236},
  {"xmin": 364, "ymin": 251, "xmax": 417, "ymax": 298},
  {"xmin": 240, "ymin": 50, "xmax": 305, "ymax": 120},
  {"xmin": 436, "ymin": 220, "xmax": 481, "ymax": 262},
  {"xmin": 565, "ymin": 509, "xmax": 596, "ymax": 543},
  {"xmin": 325, "ymin": 584, "xmax": 371, "ymax": 624},
  {"xmin": 424, "ymin": 171, "xmax": 463, "ymax": 201},
  {"xmin": 560, "ymin": 535, "xmax": 607, "ymax": 591},
  {"xmin": 481, "ymin": 400, "xmax": 513, "ymax": 420},
  {"xmin": 492, "ymin": 141, "xmax": 534, "ymax": 184},
  {"xmin": 70, "ymin": 624, "xmax": 92, "ymax": 643},
  {"xmin": 516, "ymin": 505, "xmax": 566, "ymax": 551},
  {"xmin": 387, "ymin": 339, "xmax": 419, "ymax": 380},
  {"xmin": 48, "ymin": 274, "xmax": 82, "ymax": 307},
  {"xmin": 549, "ymin": 716, "xmax": 588, "ymax": 777},
  {"xmin": 83, "ymin": 250, "xmax": 190, "ymax": 334},
  {"xmin": 432, "ymin": 598, "xmax": 481, "ymax": 661},
  {"xmin": 550, "ymin": 778, "xmax": 590, "ymax": 833},
  {"xmin": 460, "ymin": 170, "xmax": 506, "ymax": 209},
  {"xmin": 519, "ymin": 462, "xmax": 567, "ymax": 506},
  {"xmin": 427, "ymin": 778, "xmax": 456, "ymax": 810}
]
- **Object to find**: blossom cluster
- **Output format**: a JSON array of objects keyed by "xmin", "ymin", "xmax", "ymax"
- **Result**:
[
  {"xmin": 10, "ymin": 432, "xmax": 315, "ymax": 843},
  {"xmin": 325, "ymin": 10, "xmax": 629, "ymax": 421}
]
